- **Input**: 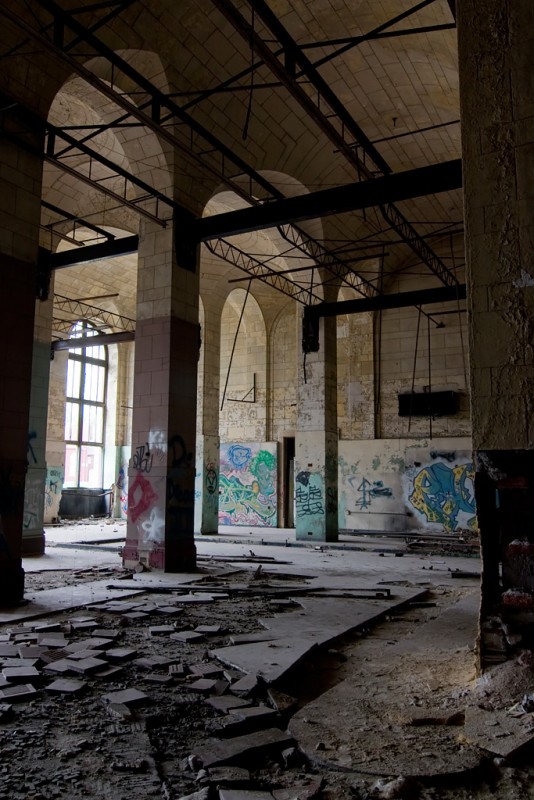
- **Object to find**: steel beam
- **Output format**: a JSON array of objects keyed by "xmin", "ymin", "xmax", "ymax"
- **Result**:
[
  {"xmin": 195, "ymin": 160, "xmax": 462, "ymax": 241},
  {"xmin": 52, "ymin": 330, "xmax": 135, "ymax": 350},
  {"xmin": 39, "ymin": 235, "xmax": 139, "ymax": 270},
  {"xmin": 305, "ymin": 284, "xmax": 466, "ymax": 320},
  {"xmin": 217, "ymin": 0, "xmax": 459, "ymax": 287}
]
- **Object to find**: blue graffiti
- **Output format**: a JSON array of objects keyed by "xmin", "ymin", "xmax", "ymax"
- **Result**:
[
  {"xmin": 227, "ymin": 444, "xmax": 252, "ymax": 469},
  {"xmin": 410, "ymin": 462, "xmax": 476, "ymax": 530}
]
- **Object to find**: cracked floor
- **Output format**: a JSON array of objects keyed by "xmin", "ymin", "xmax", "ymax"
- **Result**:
[{"xmin": 0, "ymin": 524, "xmax": 533, "ymax": 800}]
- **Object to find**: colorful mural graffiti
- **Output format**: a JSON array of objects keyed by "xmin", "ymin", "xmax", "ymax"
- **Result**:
[
  {"xmin": 219, "ymin": 443, "xmax": 277, "ymax": 526},
  {"xmin": 409, "ymin": 461, "xmax": 476, "ymax": 531}
]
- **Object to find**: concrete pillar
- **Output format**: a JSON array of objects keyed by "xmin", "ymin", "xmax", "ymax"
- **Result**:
[
  {"xmin": 23, "ymin": 292, "xmax": 54, "ymax": 555},
  {"xmin": 458, "ymin": 0, "xmax": 534, "ymax": 655},
  {"xmin": 195, "ymin": 301, "xmax": 222, "ymax": 534},
  {"xmin": 295, "ymin": 313, "xmax": 338, "ymax": 541},
  {"xmin": 122, "ymin": 218, "xmax": 200, "ymax": 572},
  {"xmin": 0, "ymin": 121, "xmax": 43, "ymax": 602}
]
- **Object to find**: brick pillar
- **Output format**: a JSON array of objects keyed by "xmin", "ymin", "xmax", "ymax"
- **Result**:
[
  {"xmin": 295, "ymin": 313, "xmax": 338, "ymax": 541},
  {"xmin": 123, "ymin": 219, "xmax": 199, "ymax": 572},
  {"xmin": 458, "ymin": 0, "xmax": 534, "ymax": 659},
  {"xmin": 195, "ymin": 301, "xmax": 222, "ymax": 535},
  {"xmin": 0, "ymin": 123, "xmax": 43, "ymax": 602}
]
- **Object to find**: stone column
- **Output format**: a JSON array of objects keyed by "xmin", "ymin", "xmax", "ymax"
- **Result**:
[
  {"xmin": 195, "ymin": 300, "xmax": 222, "ymax": 534},
  {"xmin": 295, "ymin": 313, "xmax": 338, "ymax": 541},
  {"xmin": 123, "ymin": 216, "xmax": 200, "ymax": 572},
  {"xmin": 458, "ymin": 0, "xmax": 534, "ymax": 654},
  {"xmin": 23, "ymin": 291, "xmax": 54, "ymax": 555},
  {"xmin": 0, "ymin": 121, "xmax": 43, "ymax": 602}
]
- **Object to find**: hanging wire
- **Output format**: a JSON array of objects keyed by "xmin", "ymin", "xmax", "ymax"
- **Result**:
[
  {"xmin": 220, "ymin": 281, "xmax": 252, "ymax": 411},
  {"xmin": 408, "ymin": 306, "xmax": 423, "ymax": 433}
]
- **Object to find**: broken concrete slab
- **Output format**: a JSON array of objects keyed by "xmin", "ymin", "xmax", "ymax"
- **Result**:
[
  {"xmin": 211, "ymin": 592, "xmax": 428, "ymax": 684},
  {"xmin": 212, "ymin": 706, "xmax": 280, "ymax": 738},
  {"xmin": 195, "ymin": 728, "xmax": 294, "ymax": 768},
  {"xmin": 463, "ymin": 706, "xmax": 534, "ymax": 758},
  {"xmin": 0, "ymin": 582, "xmax": 145, "ymax": 625}
]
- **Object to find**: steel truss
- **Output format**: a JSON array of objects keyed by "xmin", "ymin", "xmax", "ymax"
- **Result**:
[
  {"xmin": 53, "ymin": 294, "xmax": 135, "ymax": 334},
  {"xmin": 2, "ymin": 0, "xmax": 378, "ymax": 300},
  {"xmin": 213, "ymin": 0, "xmax": 459, "ymax": 288}
]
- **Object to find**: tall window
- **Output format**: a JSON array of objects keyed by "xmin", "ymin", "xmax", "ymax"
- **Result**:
[{"xmin": 64, "ymin": 321, "xmax": 107, "ymax": 488}]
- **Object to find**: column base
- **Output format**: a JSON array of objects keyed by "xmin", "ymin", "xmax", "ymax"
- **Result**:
[
  {"xmin": 164, "ymin": 539, "xmax": 197, "ymax": 572},
  {"xmin": 21, "ymin": 530, "xmax": 45, "ymax": 556},
  {"xmin": 0, "ymin": 561, "xmax": 25, "ymax": 605}
]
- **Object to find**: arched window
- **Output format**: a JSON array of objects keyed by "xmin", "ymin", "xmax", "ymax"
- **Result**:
[{"xmin": 64, "ymin": 321, "xmax": 107, "ymax": 488}]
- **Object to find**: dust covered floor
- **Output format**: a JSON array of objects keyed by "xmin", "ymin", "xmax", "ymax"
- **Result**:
[{"xmin": 1, "ymin": 533, "xmax": 533, "ymax": 800}]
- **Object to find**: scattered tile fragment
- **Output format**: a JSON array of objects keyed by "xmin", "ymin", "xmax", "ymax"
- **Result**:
[
  {"xmin": 92, "ymin": 629, "xmax": 120, "ymax": 639},
  {"xmin": 171, "ymin": 630, "xmax": 205, "ymax": 644},
  {"xmin": 2, "ymin": 666, "xmax": 41, "ymax": 683},
  {"xmin": 174, "ymin": 593, "xmax": 215, "ymax": 604},
  {"xmin": 0, "ymin": 703, "xmax": 13, "ymax": 722},
  {"xmin": 143, "ymin": 673, "xmax": 174, "ymax": 685},
  {"xmin": 205, "ymin": 696, "xmax": 253, "ymax": 714},
  {"xmin": 189, "ymin": 679, "xmax": 221, "ymax": 694},
  {"xmin": 231, "ymin": 674, "xmax": 258, "ymax": 695},
  {"xmin": 65, "ymin": 638, "xmax": 113, "ymax": 652},
  {"xmin": 66, "ymin": 657, "xmax": 108, "ymax": 675},
  {"xmin": 46, "ymin": 679, "xmax": 87, "ymax": 695},
  {"xmin": 149, "ymin": 625, "xmax": 175, "ymax": 636},
  {"xmin": 101, "ymin": 688, "xmax": 150, "ymax": 707},
  {"xmin": 106, "ymin": 647, "xmax": 137, "ymax": 662},
  {"xmin": 195, "ymin": 625, "xmax": 224, "ymax": 635},
  {"xmin": 92, "ymin": 666, "xmax": 124, "ymax": 680},
  {"xmin": 190, "ymin": 663, "xmax": 224, "ymax": 678},
  {"xmin": 169, "ymin": 663, "xmax": 188, "ymax": 677},
  {"xmin": 155, "ymin": 606, "xmax": 182, "ymax": 615},
  {"xmin": 0, "ymin": 683, "xmax": 39, "ymax": 702}
]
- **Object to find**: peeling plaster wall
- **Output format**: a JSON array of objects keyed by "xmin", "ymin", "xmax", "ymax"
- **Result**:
[
  {"xmin": 338, "ymin": 437, "xmax": 475, "ymax": 534},
  {"xmin": 337, "ymin": 310, "xmax": 374, "ymax": 439}
]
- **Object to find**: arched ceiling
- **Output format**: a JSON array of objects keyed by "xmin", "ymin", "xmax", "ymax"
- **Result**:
[{"xmin": 1, "ymin": 0, "xmax": 463, "ymax": 321}]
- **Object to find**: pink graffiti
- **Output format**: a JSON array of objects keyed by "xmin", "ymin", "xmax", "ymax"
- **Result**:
[{"xmin": 128, "ymin": 474, "xmax": 157, "ymax": 523}]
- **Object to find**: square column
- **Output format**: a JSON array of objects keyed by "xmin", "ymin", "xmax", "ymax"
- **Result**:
[
  {"xmin": 295, "ymin": 314, "xmax": 338, "ymax": 541},
  {"xmin": 195, "ymin": 302, "xmax": 222, "ymax": 535},
  {"xmin": 458, "ymin": 0, "xmax": 534, "ymax": 663},
  {"xmin": 0, "ymin": 122, "xmax": 43, "ymax": 602},
  {"xmin": 123, "ymin": 219, "xmax": 200, "ymax": 572}
]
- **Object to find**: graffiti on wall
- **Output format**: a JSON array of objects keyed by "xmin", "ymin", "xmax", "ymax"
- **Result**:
[
  {"xmin": 23, "ymin": 476, "xmax": 44, "ymax": 530},
  {"xmin": 45, "ymin": 468, "xmax": 63, "ymax": 507},
  {"xmin": 295, "ymin": 471, "xmax": 324, "ymax": 518},
  {"xmin": 347, "ymin": 474, "xmax": 394, "ymax": 510},
  {"xmin": 128, "ymin": 473, "xmax": 158, "ymax": 524},
  {"xmin": 409, "ymin": 461, "xmax": 476, "ymax": 531},
  {"xmin": 219, "ymin": 443, "xmax": 277, "ymax": 526}
]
